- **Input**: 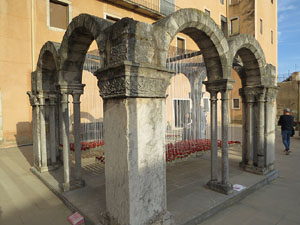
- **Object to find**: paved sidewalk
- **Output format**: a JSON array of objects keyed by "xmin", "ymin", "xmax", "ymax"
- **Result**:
[
  {"xmin": 0, "ymin": 130, "xmax": 299, "ymax": 225},
  {"xmin": 0, "ymin": 145, "xmax": 72, "ymax": 225},
  {"xmin": 199, "ymin": 131, "xmax": 300, "ymax": 225}
]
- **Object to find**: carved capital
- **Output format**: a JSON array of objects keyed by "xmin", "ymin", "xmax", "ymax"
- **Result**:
[
  {"xmin": 203, "ymin": 79, "xmax": 235, "ymax": 93},
  {"xmin": 95, "ymin": 62, "xmax": 172, "ymax": 99},
  {"xmin": 240, "ymin": 86, "xmax": 266, "ymax": 103},
  {"xmin": 27, "ymin": 91, "xmax": 39, "ymax": 106},
  {"xmin": 265, "ymin": 87, "xmax": 279, "ymax": 103}
]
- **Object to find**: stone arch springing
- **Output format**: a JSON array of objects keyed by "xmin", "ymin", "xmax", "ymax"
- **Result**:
[
  {"xmin": 29, "ymin": 41, "xmax": 61, "ymax": 172},
  {"xmin": 58, "ymin": 14, "xmax": 112, "ymax": 85},
  {"xmin": 153, "ymin": 8, "xmax": 234, "ymax": 195},
  {"xmin": 56, "ymin": 14, "xmax": 114, "ymax": 191},
  {"xmin": 36, "ymin": 41, "xmax": 60, "ymax": 92},
  {"xmin": 228, "ymin": 34, "xmax": 266, "ymax": 87},
  {"xmin": 153, "ymin": 8, "xmax": 230, "ymax": 81},
  {"xmin": 228, "ymin": 34, "xmax": 278, "ymax": 174}
]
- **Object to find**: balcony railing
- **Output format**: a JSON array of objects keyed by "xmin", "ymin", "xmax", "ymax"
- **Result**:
[{"xmin": 101, "ymin": 0, "xmax": 180, "ymax": 19}]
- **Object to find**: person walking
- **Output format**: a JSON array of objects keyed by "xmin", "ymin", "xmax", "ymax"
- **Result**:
[{"xmin": 278, "ymin": 108, "xmax": 295, "ymax": 155}]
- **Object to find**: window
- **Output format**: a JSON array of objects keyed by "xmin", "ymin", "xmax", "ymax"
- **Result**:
[
  {"xmin": 271, "ymin": 30, "xmax": 273, "ymax": 44},
  {"xmin": 176, "ymin": 37, "xmax": 185, "ymax": 56},
  {"xmin": 203, "ymin": 97, "xmax": 210, "ymax": 113},
  {"xmin": 173, "ymin": 99, "xmax": 191, "ymax": 128},
  {"xmin": 49, "ymin": 0, "xmax": 70, "ymax": 30},
  {"xmin": 205, "ymin": 9, "xmax": 211, "ymax": 16},
  {"xmin": 260, "ymin": 19, "xmax": 263, "ymax": 34},
  {"xmin": 232, "ymin": 98, "xmax": 240, "ymax": 109},
  {"xmin": 230, "ymin": 18, "xmax": 239, "ymax": 35},
  {"xmin": 104, "ymin": 14, "xmax": 121, "ymax": 23},
  {"xmin": 221, "ymin": 15, "xmax": 227, "ymax": 36},
  {"xmin": 220, "ymin": 0, "xmax": 224, "ymax": 5}
]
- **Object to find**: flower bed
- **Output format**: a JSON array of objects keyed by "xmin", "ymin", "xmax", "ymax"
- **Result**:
[
  {"xmin": 95, "ymin": 139, "xmax": 241, "ymax": 165},
  {"xmin": 59, "ymin": 140, "xmax": 104, "ymax": 152}
]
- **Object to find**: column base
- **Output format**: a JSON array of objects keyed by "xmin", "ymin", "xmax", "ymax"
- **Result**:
[
  {"xmin": 62, "ymin": 179, "xmax": 86, "ymax": 192},
  {"xmin": 36, "ymin": 164, "xmax": 59, "ymax": 173},
  {"xmin": 100, "ymin": 210, "xmax": 174, "ymax": 225},
  {"xmin": 240, "ymin": 161, "xmax": 275, "ymax": 175},
  {"xmin": 207, "ymin": 180, "xmax": 233, "ymax": 195}
]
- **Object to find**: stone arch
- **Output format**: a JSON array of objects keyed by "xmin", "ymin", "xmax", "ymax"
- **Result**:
[
  {"xmin": 152, "ymin": 8, "xmax": 230, "ymax": 81},
  {"xmin": 228, "ymin": 34, "xmax": 266, "ymax": 87},
  {"xmin": 58, "ymin": 14, "xmax": 112, "ymax": 85},
  {"xmin": 36, "ymin": 41, "xmax": 60, "ymax": 92}
]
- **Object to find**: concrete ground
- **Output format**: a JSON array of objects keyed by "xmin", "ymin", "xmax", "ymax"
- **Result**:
[
  {"xmin": 0, "ymin": 145, "xmax": 72, "ymax": 225},
  {"xmin": 0, "ymin": 130, "xmax": 299, "ymax": 225},
  {"xmin": 199, "ymin": 131, "xmax": 300, "ymax": 225}
]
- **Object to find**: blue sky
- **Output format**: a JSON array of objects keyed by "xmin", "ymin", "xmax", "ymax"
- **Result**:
[{"xmin": 278, "ymin": 0, "xmax": 300, "ymax": 77}]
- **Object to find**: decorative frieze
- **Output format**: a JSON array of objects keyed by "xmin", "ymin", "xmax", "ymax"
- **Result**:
[{"xmin": 95, "ymin": 62, "xmax": 172, "ymax": 99}]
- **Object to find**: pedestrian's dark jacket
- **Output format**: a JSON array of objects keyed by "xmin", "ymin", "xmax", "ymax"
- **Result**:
[{"xmin": 278, "ymin": 115, "xmax": 294, "ymax": 131}]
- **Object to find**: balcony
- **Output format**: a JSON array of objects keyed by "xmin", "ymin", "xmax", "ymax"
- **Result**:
[{"xmin": 100, "ymin": 0, "xmax": 180, "ymax": 20}]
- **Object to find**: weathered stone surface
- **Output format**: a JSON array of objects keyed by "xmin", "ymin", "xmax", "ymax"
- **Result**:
[
  {"xmin": 95, "ymin": 62, "xmax": 172, "ymax": 99},
  {"xmin": 104, "ymin": 98, "xmax": 171, "ymax": 225}
]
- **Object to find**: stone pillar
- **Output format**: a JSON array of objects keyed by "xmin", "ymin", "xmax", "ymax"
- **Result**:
[
  {"xmin": 60, "ymin": 91, "xmax": 71, "ymax": 191},
  {"xmin": 255, "ymin": 89, "xmax": 266, "ymax": 168},
  {"xmin": 204, "ymin": 79, "xmax": 234, "ymax": 195},
  {"xmin": 27, "ymin": 92, "xmax": 42, "ymax": 169},
  {"xmin": 220, "ymin": 90, "xmax": 232, "ymax": 193},
  {"xmin": 240, "ymin": 86, "xmax": 274, "ymax": 175},
  {"xmin": 241, "ymin": 89, "xmax": 255, "ymax": 167},
  {"xmin": 72, "ymin": 86, "xmax": 85, "ymax": 187},
  {"xmin": 49, "ymin": 95, "xmax": 57, "ymax": 166},
  {"xmin": 264, "ymin": 87, "xmax": 279, "ymax": 170},
  {"xmin": 96, "ymin": 62, "xmax": 173, "ymax": 225},
  {"xmin": 208, "ymin": 90, "xmax": 219, "ymax": 183},
  {"xmin": 239, "ymin": 89, "xmax": 248, "ymax": 165},
  {"xmin": 39, "ymin": 94, "xmax": 48, "ymax": 172}
]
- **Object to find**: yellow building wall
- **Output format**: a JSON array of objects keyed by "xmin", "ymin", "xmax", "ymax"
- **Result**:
[
  {"xmin": 255, "ymin": 0, "xmax": 277, "ymax": 69},
  {"xmin": 0, "ymin": 0, "xmax": 33, "ymax": 145},
  {"xmin": 176, "ymin": 0, "xmax": 227, "ymax": 26}
]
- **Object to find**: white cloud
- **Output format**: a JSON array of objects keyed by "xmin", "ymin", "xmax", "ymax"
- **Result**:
[{"xmin": 278, "ymin": 4, "xmax": 296, "ymax": 12}]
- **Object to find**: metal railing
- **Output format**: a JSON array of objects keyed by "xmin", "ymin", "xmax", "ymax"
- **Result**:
[{"xmin": 125, "ymin": 0, "xmax": 181, "ymax": 16}]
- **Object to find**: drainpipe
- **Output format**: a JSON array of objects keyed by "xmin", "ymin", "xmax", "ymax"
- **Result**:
[{"xmin": 31, "ymin": 0, "xmax": 36, "ymax": 71}]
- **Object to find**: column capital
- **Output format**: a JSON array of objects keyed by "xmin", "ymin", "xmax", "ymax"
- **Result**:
[
  {"xmin": 72, "ymin": 92, "xmax": 82, "ymax": 104},
  {"xmin": 240, "ymin": 86, "xmax": 267, "ymax": 103},
  {"xmin": 265, "ymin": 86, "xmax": 279, "ymax": 103},
  {"xmin": 27, "ymin": 91, "xmax": 39, "ymax": 106},
  {"xmin": 203, "ymin": 79, "xmax": 235, "ymax": 93},
  {"xmin": 94, "ymin": 61, "xmax": 172, "ymax": 99},
  {"xmin": 58, "ymin": 84, "xmax": 85, "ymax": 95}
]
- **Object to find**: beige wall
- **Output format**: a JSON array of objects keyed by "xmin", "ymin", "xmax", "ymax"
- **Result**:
[
  {"xmin": 0, "ymin": 0, "xmax": 33, "ymax": 145},
  {"xmin": 176, "ymin": 0, "xmax": 227, "ymax": 26},
  {"xmin": 255, "ymin": 0, "xmax": 277, "ymax": 69}
]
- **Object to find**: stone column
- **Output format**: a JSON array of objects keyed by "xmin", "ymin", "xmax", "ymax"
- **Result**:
[
  {"xmin": 255, "ymin": 89, "xmax": 266, "ymax": 169},
  {"xmin": 264, "ymin": 87, "xmax": 279, "ymax": 171},
  {"xmin": 243, "ymin": 90, "xmax": 255, "ymax": 167},
  {"xmin": 239, "ymin": 89, "xmax": 248, "ymax": 166},
  {"xmin": 96, "ymin": 62, "xmax": 173, "ymax": 225},
  {"xmin": 220, "ymin": 90, "xmax": 232, "ymax": 193},
  {"xmin": 72, "ymin": 87, "xmax": 85, "ymax": 187},
  {"xmin": 241, "ymin": 87, "xmax": 271, "ymax": 175},
  {"xmin": 208, "ymin": 90, "xmax": 219, "ymax": 184},
  {"xmin": 49, "ymin": 95, "xmax": 57, "ymax": 166},
  {"xmin": 60, "ymin": 91, "xmax": 71, "ymax": 191},
  {"xmin": 39, "ymin": 94, "xmax": 48, "ymax": 172},
  {"xmin": 204, "ymin": 79, "xmax": 234, "ymax": 194},
  {"xmin": 27, "ymin": 92, "xmax": 42, "ymax": 169}
]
